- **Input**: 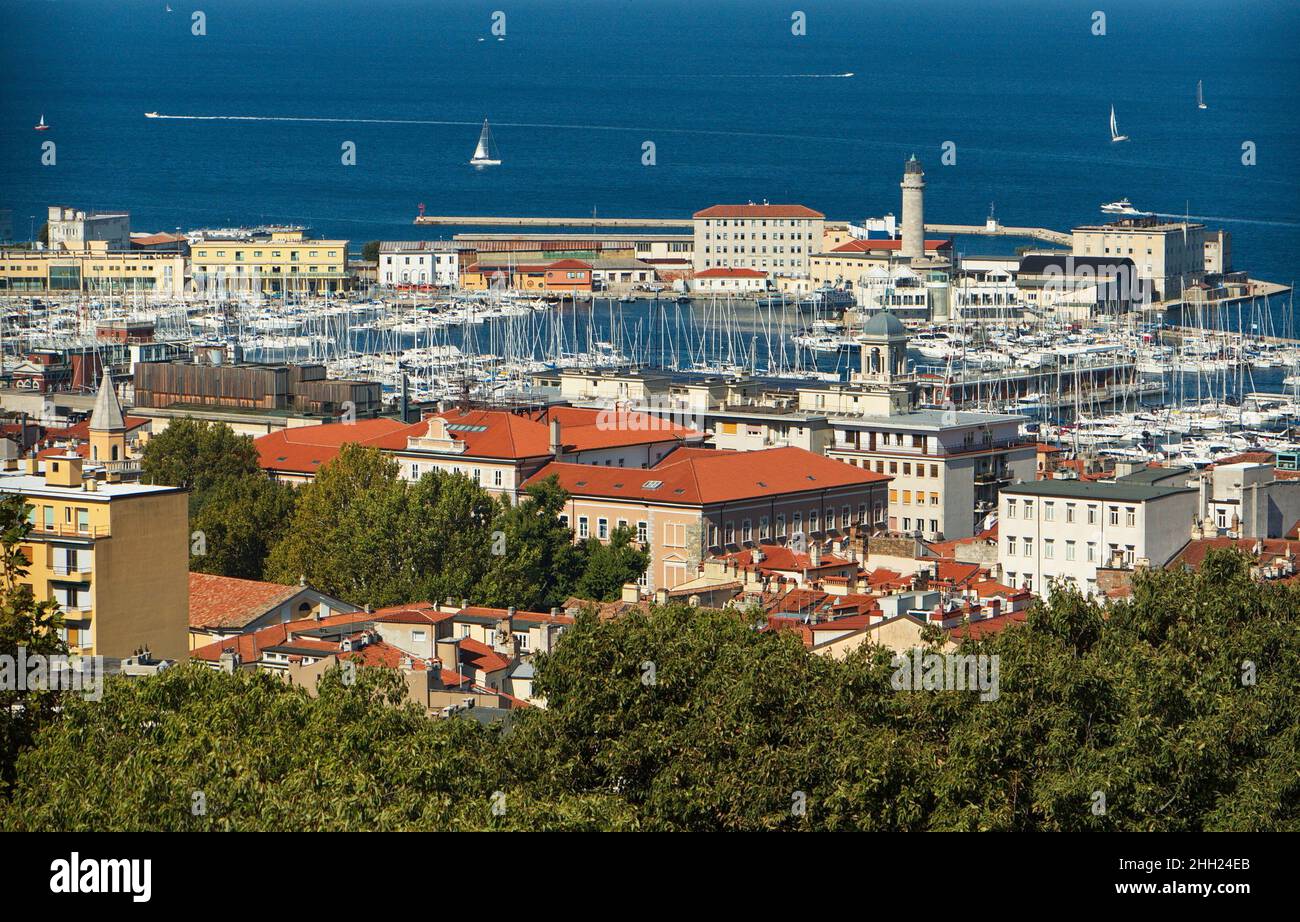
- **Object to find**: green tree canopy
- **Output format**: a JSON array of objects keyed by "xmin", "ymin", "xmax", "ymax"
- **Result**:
[
  {"xmin": 190, "ymin": 474, "xmax": 298, "ymax": 581},
  {"xmin": 4, "ymin": 548, "xmax": 1296, "ymax": 830},
  {"xmin": 0, "ymin": 494, "xmax": 65, "ymax": 792},
  {"xmin": 265, "ymin": 444, "xmax": 497, "ymax": 607},
  {"xmin": 140, "ymin": 418, "xmax": 262, "ymax": 514}
]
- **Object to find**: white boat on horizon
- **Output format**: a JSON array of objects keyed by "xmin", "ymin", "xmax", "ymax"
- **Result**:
[
  {"xmin": 1100, "ymin": 198, "xmax": 1148, "ymax": 216},
  {"xmin": 470, "ymin": 119, "xmax": 501, "ymax": 166},
  {"xmin": 1197, "ymin": 80, "xmax": 1207, "ymax": 110},
  {"xmin": 1110, "ymin": 104, "xmax": 1129, "ymax": 143}
]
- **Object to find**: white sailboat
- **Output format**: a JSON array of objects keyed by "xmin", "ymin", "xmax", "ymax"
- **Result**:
[
  {"xmin": 1197, "ymin": 80, "xmax": 1207, "ymax": 110},
  {"xmin": 1110, "ymin": 105, "xmax": 1129, "ymax": 143},
  {"xmin": 469, "ymin": 119, "xmax": 501, "ymax": 167}
]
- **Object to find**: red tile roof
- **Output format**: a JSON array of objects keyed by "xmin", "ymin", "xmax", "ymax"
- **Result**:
[
  {"xmin": 694, "ymin": 267, "xmax": 768, "ymax": 279},
  {"xmin": 189, "ymin": 609, "xmax": 375, "ymax": 662},
  {"xmin": 693, "ymin": 204, "xmax": 825, "ymax": 219},
  {"xmin": 946, "ymin": 610, "xmax": 1028, "ymax": 641},
  {"xmin": 829, "ymin": 238, "xmax": 951, "ymax": 253},
  {"xmin": 523, "ymin": 446, "xmax": 888, "ymax": 505},
  {"xmin": 188, "ymin": 572, "xmax": 304, "ymax": 630},
  {"xmin": 721, "ymin": 545, "xmax": 853, "ymax": 572},
  {"xmin": 255, "ymin": 417, "xmax": 422, "ymax": 474}
]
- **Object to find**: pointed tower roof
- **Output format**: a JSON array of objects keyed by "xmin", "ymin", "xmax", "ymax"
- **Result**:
[{"xmin": 89, "ymin": 368, "xmax": 126, "ymax": 432}]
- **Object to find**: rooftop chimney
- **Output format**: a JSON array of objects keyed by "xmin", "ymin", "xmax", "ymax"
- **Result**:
[{"xmin": 548, "ymin": 416, "xmax": 562, "ymax": 456}]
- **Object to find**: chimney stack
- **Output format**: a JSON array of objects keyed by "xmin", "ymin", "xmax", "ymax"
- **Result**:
[{"xmin": 548, "ymin": 416, "xmax": 562, "ymax": 456}]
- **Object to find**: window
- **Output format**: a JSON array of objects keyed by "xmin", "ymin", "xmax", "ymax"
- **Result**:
[
  {"xmin": 1125, "ymin": 508, "xmax": 1136, "ymax": 527},
  {"xmin": 793, "ymin": 512, "xmax": 803, "ymax": 534},
  {"xmin": 1086, "ymin": 542, "xmax": 1096, "ymax": 562},
  {"xmin": 1044, "ymin": 539, "xmax": 1055, "ymax": 559},
  {"xmin": 809, "ymin": 510, "xmax": 818, "ymax": 532},
  {"xmin": 776, "ymin": 514, "xmax": 786, "ymax": 536},
  {"xmin": 494, "ymin": 470, "xmax": 503, "ymax": 487},
  {"xmin": 1109, "ymin": 506, "xmax": 1119, "ymax": 526},
  {"xmin": 411, "ymin": 630, "xmax": 426, "ymax": 644},
  {"xmin": 1088, "ymin": 505, "xmax": 1098, "ymax": 525},
  {"xmin": 637, "ymin": 521, "xmax": 648, "ymax": 543},
  {"xmin": 1007, "ymin": 537, "xmax": 1016, "ymax": 556},
  {"xmin": 578, "ymin": 517, "xmax": 589, "ymax": 539},
  {"xmin": 1044, "ymin": 502, "xmax": 1055, "ymax": 522},
  {"xmin": 724, "ymin": 523, "xmax": 735, "ymax": 545},
  {"xmin": 1066, "ymin": 503, "xmax": 1076, "ymax": 524},
  {"xmin": 742, "ymin": 519, "xmax": 752, "ymax": 542},
  {"xmin": 1065, "ymin": 540, "xmax": 1076, "ymax": 561},
  {"xmin": 1007, "ymin": 498, "xmax": 1016, "ymax": 516},
  {"xmin": 1023, "ymin": 501, "xmax": 1034, "ymax": 519},
  {"xmin": 597, "ymin": 518, "xmax": 609, "ymax": 539},
  {"xmin": 1023, "ymin": 537, "xmax": 1033, "ymax": 556}
]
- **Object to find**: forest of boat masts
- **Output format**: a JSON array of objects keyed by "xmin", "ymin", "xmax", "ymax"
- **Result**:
[{"xmin": 3, "ymin": 282, "xmax": 1300, "ymax": 468}]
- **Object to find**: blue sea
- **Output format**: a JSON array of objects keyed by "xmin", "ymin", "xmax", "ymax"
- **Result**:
[{"xmin": 1, "ymin": 0, "xmax": 1298, "ymax": 288}]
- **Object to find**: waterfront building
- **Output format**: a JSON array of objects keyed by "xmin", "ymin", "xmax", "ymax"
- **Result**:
[
  {"xmin": 133, "ymin": 359, "xmax": 382, "ymax": 421},
  {"xmin": 809, "ymin": 237, "xmax": 953, "ymax": 291},
  {"xmin": 797, "ymin": 312, "xmax": 1036, "ymax": 541},
  {"xmin": 998, "ymin": 479, "xmax": 1199, "ymax": 598},
  {"xmin": 190, "ymin": 229, "xmax": 348, "ymax": 295},
  {"xmin": 523, "ymin": 445, "xmax": 890, "ymax": 592},
  {"xmin": 378, "ymin": 240, "xmax": 459, "ymax": 287},
  {"xmin": 1071, "ymin": 217, "xmax": 1206, "ymax": 302},
  {"xmin": 0, "ymin": 452, "xmax": 189, "ymax": 660},
  {"xmin": 692, "ymin": 203, "xmax": 825, "ymax": 288},
  {"xmin": 46, "ymin": 205, "xmax": 131, "ymax": 252},
  {"xmin": 1016, "ymin": 252, "xmax": 1149, "ymax": 316},
  {"xmin": 0, "ymin": 241, "xmax": 186, "ymax": 296},
  {"xmin": 691, "ymin": 266, "xmax": 768, "ymax": 293}
]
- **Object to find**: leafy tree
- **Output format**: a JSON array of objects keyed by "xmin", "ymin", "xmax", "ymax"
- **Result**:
[
  {"xmin": 361, "ymin": 240, "xmax": 380, "ymax": 263},
  {"xmin": 0, "ymin": 494, "xmax": 65, "ymax": 792},
  {"xmin": 265, "ymin": 445, "xmax": 496, "ymax": 607},
  {"xmin": 189, "ymin": 475, "xmax": 298, "ymax": 580},
  {"xmin": 141, "ymin": 419, "xmax": 262, "ymax": 514},
  {"xmin": 478, "ymin": 476, "xmax": 589, "ymax": 611},
  {"xmin": 5, "ymin": 547, "xmax": 1296, "ymax": 831},
  {"xmin": 573, "ymin": 525, "xmax": 649, "ymax": 603}
]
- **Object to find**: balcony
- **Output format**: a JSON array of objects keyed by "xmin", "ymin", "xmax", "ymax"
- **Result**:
[
  {"xmin": 51, "ymin": 564, "xmax": 92, "ymax": 581},
  {"xmin": 29, "ymin": 523, "xmax": 110, "ymax": 539}
]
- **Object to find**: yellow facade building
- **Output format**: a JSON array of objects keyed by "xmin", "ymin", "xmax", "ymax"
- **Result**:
[
  {"xmin": 0, "ymin": 241, "xmax": 186, "ymax": 296},
  {"xmin": 2, "ymin": 453, "xmax": 190, "ymax": 662},
  {"xmin": 190, "ymin": 230, "xmax": 349, "ymax": 294}
]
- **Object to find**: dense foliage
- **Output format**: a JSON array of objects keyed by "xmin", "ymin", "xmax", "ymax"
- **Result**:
[
  {"xmin": 0, "ymin": 494, "xmax": 66, "ymax": 792},
  {"xmin": 265, "ymin": 444, "xmax": 647, "ymax": 609},
  {"xmin": 3, "ymin": 549, "xmax": 1296, "ymax": 830}
]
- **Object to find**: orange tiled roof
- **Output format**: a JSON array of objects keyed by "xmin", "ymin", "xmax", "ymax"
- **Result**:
[
  {"xmin": 255, "ymin": 417, "xmax": 423, "ymax": 474},
  {"xmin": 694, "ymin": 267, "xmax": 768, "ymax": 279},
  {"xmin": 829, "ymin": 238, "xmax": 950, "ymax": 253},
  {"xmin": 523, "ymin": 446, "xmax": 888, "ymax": 506},
  {"xmin": 693, "ymin": 204, "xmax": 824, "ymax": 219},
  {"xmin": 189, "ymin": 572, "xmax": 304, "ymax": 630}
]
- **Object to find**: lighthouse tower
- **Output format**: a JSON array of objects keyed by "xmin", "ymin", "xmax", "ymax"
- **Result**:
[{"xmin": 900, "ymin": 155, "xmax": 925, "ymax": 261}]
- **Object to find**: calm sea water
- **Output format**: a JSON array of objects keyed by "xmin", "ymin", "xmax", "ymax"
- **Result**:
[{"xmin": 1, "ymin": 0, "xmax": 1298, "ymax": 287}]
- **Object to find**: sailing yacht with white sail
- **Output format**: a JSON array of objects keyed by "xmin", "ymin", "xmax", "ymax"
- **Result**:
[
  {"xmin": 1109, "ymin": 105, "xmax": 1129, "ymax": 143},
  {"xmin": 1197, "ymin": 80, "xmax": 1207, "ymax": 109},
  {"xmin": 470, "ymin": 119, "xmax": 501, "ymax": 166}
]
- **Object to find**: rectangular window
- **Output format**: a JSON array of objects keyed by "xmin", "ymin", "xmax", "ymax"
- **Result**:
[
  {"xmin": 1044, "ymin": 503, "xmax": 1055, "ymax": 522},
  {"xmin": 1065, "ymin": 540, "xmax": 1076, "ymax": 561},
  {"xmin": 1125, "ymin": 508, "xmax": 1136, "ymax": 527},
  {"xmin": 578, "ymin": 517, "xmax": 589, "ymax": 539},
  {"xmin": 1109, "ymin": 506, "xmax": 1119, "ymax": 526},
  {"xmin": 637, "ymin": 521, "xmax": 648, "ymax": 543},
  {"xmin": 1066, "ymin": 504, "xmax": 1076, "ymax": 524},
  {"xmin": 1044, "ymin": 539, "xmax": 1055, "ymax": 559},
  {"xmin": 1088, "ymin": 505, "xmax": 1098, "ymax": 525},
  {"xmin": 597, "ymin": 518, "xmax": 609, "ymax": 539}
]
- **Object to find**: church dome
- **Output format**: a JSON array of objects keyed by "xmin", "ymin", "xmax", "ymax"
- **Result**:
[{"xmin": 862, "ymin": 310, "xmax": 906, "ymax": 338}]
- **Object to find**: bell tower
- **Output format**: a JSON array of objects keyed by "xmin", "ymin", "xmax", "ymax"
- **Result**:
[{"xmin": 88, "ymin": 368, "xmax": 127, "ymax": 463}]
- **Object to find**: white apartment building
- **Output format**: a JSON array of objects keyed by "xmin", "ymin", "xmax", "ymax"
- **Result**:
[
  {"xmin": 378, "ymin": 241, "xmax": 459, "ymax": 287},
  {"xmin": 693, "ymin": 203, "xmax": 825, "ymax": 279},
  {"xmin": 998, "ymin": 480, "xmax": 1198, "ymax": 598},
  {"xmin": 46, "ymin": 205, "xmax": 130, "ymax": 252}
]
